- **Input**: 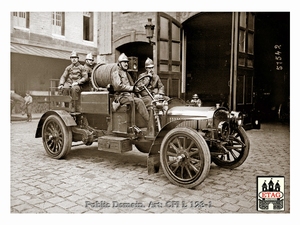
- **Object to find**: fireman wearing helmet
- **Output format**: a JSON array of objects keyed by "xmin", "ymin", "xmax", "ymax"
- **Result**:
[
  {"xmin": 111, "ymin": 53, "xmax": 149, "ymax": 122},
  {"xmin": 191, "ymin": 94, "xmax": 202, "ymax": 107},
  {"xmin": 82, "ymin": 53, "xmax": 95, "ymax": 91},
  {"xmin": 137, "ymin": 57, "xmax": 169, "ymax": 108},
  {"xmin": 58, "ymin": 50, "xmax": 88, "ymax": 111}
]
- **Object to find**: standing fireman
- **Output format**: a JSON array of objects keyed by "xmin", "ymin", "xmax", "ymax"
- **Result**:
[
  {"xmin": 24, "ymin": 91, "xmax": 33, "ymax": 122},
  {"xmin": 58, "ymin": 51, "xmax": 88, "ymax": 111}
]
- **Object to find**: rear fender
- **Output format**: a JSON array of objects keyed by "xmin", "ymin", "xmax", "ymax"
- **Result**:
[{"xmin": 35, "ymin": 110, "xmax": 77, "ymax": 138}]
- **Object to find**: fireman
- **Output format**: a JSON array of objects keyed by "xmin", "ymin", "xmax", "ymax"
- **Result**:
[
  {"xmin": 82, "ymin": 53, "xmax": 95, "ymax": 91},
  {"xmin": 111, "ymin": 53, "xmax": 149, "ymax": 122},
  {"xmin": 138, "ymin": 57, "xmax": 169, "ymax": 108},
  {"xmin": 58, "ymin": 50, "xmax": 88, "ymax": 111},
  {"xmin": 191, "ymin": 94, "xmax": 202, "ymax": 107}
]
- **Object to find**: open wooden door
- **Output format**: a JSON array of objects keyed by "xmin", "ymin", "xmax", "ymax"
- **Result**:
[
  {"xmin": 232, "ymin": 12, "xmax": 255, "ymax": 113},
  {"xmin": 157, "ymin": 13, "xmax": 182, "ymax": 98}
]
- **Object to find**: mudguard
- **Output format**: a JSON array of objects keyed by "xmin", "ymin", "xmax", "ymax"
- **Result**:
[
  {"xmin": 35, "ymin": 110, "xmax": 77, "ymax": 138},
  {"xmin": 148, "ymin": 119, "xmax": 185, "ymax": 156},
  {"xmin": 147, "ymin": 118, "xmax": 200, "ymax": 174}
]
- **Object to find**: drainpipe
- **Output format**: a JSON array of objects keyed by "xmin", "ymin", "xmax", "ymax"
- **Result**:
[
  {"xmin": 232, "ymin": 12, "xmax": 239, "ymax": 111},
  {"xmin": 182, "ymin": 29, "xmax": 186, "ymax": 98},
  {"xmin": 229, "ymin": 12, "xmax": 235, "ymax": 111}
]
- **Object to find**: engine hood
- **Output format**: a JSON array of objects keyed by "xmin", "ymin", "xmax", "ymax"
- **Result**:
[{"xmin": 167, "ymin": 106, "xmax": 215, "ymax": 119}]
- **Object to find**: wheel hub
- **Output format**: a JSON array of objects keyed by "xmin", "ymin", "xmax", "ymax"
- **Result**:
[
  {"xmin": 48, "ymin": 131, "xmax": 59, "ymax": 143},
  {"xmin": 175, "ymin": 151, "xmax": 189, "ymax": 165},
  {"xmin": 175, "ymin": 153, "xmax": 186, "ymax": 163}
]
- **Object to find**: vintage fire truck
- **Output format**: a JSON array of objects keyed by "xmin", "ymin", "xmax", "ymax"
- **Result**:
[{"xmin": 35, "ymin": 63, "xmax": 250, "ymax": 189}]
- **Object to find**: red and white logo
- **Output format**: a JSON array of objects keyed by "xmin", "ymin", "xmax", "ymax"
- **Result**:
[{"xmin": 257, "ymin": 176, "xmax": 285, "ymax": 211}]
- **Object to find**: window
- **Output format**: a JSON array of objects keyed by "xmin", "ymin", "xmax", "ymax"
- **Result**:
[
  {"xmin": 12, "ymin": 12, "xmax": 29, "ymax": 28},
  {"xmin": 239, "ymin": 30, "xmax": 246, "ymax": 53},
  {"xmin": 247, "ymin": 32, "xmax": 254, "ymax": 54},
  {"xmin": 248, "ymin": 13, "xmax": 254, "ymax": 30},
  {"xmin": 238, "ymin": 12, "xmax": 255, "ymax": 55},
  {"xmin": 239, "ymin": 12, "xmax": 246, "ymax": 28},
  {"xmin": 83, "ymin": 12, "xmax": 93, "ymax": 41},
  {"xmin": 159, "ymin": 14, "xmax": 181, "ymax": 72},
  {"xmin": 52, "ymin": 12, "xmax": 65, "ymax": 35},
  {"xmin": 238, "ymin": 12, "xmax": 255, "ymax": 68}
]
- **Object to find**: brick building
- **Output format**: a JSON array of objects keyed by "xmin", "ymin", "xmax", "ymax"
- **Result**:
[{"xmin": 10, "ymin": 12, "xmax": 289, "ymax": 124}]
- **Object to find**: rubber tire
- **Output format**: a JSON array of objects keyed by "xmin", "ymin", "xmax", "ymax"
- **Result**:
[
  {"xmin": 42, "ymin": 115, "xmax": 72, "ymax": 159},
  {"xmin": 212, "ymin": 126, "xmax": 250, "ymax": 169},
  {"xmin": 160, "ymin": 127, "xmax": 211, "ymax": 189}
]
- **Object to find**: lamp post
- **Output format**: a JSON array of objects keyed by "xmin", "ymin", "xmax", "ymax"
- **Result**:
[{"xmin": 144, "ymin": 18, "xmax": 155, "ymax": 45}]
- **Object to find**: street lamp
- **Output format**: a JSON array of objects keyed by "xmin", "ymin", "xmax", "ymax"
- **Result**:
[{"xmin": 144, "ymin": 18, "xmax": 155, "ymax": 45}]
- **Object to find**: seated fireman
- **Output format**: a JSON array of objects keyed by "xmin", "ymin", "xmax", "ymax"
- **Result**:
[
  {"xmin": 111, "ymin": 53, "xmax": 149, "ymax": 122},
  {"xmin": 137, "ymin": 57, "xmax": 169, "ymax": 108},
  {"xmin": 81, "ymin": 53, "xmax": 95, "ymax": 91},
  {"xmin": 58, "ymin": 51, "xmax": 88, "ymax": 111}
]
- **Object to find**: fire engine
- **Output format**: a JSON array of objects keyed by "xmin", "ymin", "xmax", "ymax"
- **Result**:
[{"xmin": 35, "ymin": 62, "xmax": 250, "ymax": 189}]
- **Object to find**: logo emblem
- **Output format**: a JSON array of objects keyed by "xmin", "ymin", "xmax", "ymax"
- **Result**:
[{"xmin": 257, "ymin": 176, "xmax": 284, "ymax": 211}]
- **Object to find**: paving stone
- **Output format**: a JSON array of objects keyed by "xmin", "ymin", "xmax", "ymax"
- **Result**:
[
  {"xmin": 11, "ymin": 198, "xmax": 24, "ymax": 207},
  {"xmin": 236, "ymin": 200, "xmax": 254, "ymax": 208},
  {"xmin": 84, "ymin": 192, "xmax": 102, "ymax": 200},
  {"xmin": 11, "ymin": 190, "xmax": 26, "ymax": 197},
  {"xmin": 26, "ymin": 188, "xmax": 43, "ymax": 196},
  {"xmin": 12, "ymin": 203, "xmax": 33, "ymax": 212},
  {"xmin": 22, "ymin": 207, "xmax": 46, "ymax": 213},
  {"xmin": 222, "ymin": 202, "xmax": 240, "ymax": 212},
  {"xmin": 17, "ymin": 194, "xmax": 32, "ymax": 201},
  {"xmin": 145, "ymin": 190, "xmax": 161, "ymax": 198},
  {"xmin": 34, "ymin": 201, "xmax": 54, "ymax": 210},
  {"xmin": 56, "ymin": 190, "xmax": 73, "ymax": 198},
  {"xmin": 56, "ymin": 200, "xmax": 78, "ymax": 209},
  {"xmin": 74, "ymin": 189, "xmax": 92, "ymax": 196},
  {"xmin": 66, "ymin": 194, "xmax": 84, "ymax": 202},
  {"xmin": 44, "ymin": 206, "xmax": 69, "ymax": 213},
  {"xmin": 68, "ymin": 205, "xmax": 89, "ymax": 213},
  {"xmin": 47, "ymin": 196, "xmax": 65, "ymax": 204},
  {"xmin": 25, "ymin": 197, "xmax": 45, "ymax": 206},
  {"xmin": 128, "ymin": 191, "xmax": 145, "ymax": 199}
]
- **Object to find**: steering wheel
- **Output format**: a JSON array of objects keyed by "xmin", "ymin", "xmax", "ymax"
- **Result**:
[{"xmin": 133, "ymin": 74, "xmax": 152, "ymax": 93}]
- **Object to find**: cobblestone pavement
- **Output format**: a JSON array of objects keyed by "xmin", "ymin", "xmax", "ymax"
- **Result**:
[{"xmin": 10, "ymin": 117, "xmax": 290, "ymax": 215}]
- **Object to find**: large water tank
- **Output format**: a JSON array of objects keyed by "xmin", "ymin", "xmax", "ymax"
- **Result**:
[{"xmin": 91, "ymin": 63, "xmax": 118, "ymax": 89}]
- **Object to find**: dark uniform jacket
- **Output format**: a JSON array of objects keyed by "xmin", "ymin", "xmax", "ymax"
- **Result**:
[
  {"xmin": 59, "ymin": 62, "xmax": 88, "ymax": 86},
  {"xmin": 138, "ymin": 72, "xmax": 165, "ymax": 97},
  {"xmin": 83, "ymin": 63, "xmax": 94, "ymax": 78},
  {"xmin": 82, "ymin": 63, "xmax": 94, "ymax": 91},
  {"xmin": 111, "ymin": 66, "xmax": 134, "ymax": 93}
]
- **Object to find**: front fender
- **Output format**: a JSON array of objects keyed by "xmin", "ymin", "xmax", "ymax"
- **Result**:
[
  {"xmin": 148, "ymin": 119, "xmax": 191, "ymax": 156},
  {"xmin": 35, "ymin": 110, "xmax": 77, "ymax": 138}
]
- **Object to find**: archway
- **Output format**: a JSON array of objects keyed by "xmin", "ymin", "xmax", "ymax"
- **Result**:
[{"xmin": 116, "ymin": 42, "xmax": 153, "ymax": 81}]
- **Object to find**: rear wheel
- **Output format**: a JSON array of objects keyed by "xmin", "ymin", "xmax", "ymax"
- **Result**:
[
  {"xmin": 212, "ymin": 126, "xmax": 250, "ymax": 169},
  {"xmin": 42, "ymin": 115, "xmax": 72, "ymax": 159},
  {"xmin": 160, "ymin": 127, "xmax": 211, "ymax": 189}
]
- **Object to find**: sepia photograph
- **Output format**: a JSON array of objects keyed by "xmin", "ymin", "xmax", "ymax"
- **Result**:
[{"xmin": 5, "ymin": 1, "xmax": 297, "ymax": 224}]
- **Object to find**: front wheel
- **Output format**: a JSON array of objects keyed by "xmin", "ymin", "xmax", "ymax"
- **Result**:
[
  {"xmin": 212, "ymin": 126, "xmax": 250, "ymax": 169},
  {"xmin": 160, "ymin": 127, "xmax": 211, "ymax": 189},
  {"xmin": 42, "ymin": 115, "xmax": 72, "ymax": 159}
]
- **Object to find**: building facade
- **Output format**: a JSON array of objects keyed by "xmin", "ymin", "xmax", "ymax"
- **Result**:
[{"xmin": 11, "ymin": 12, "xmax": 290, "ymax": 125}]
